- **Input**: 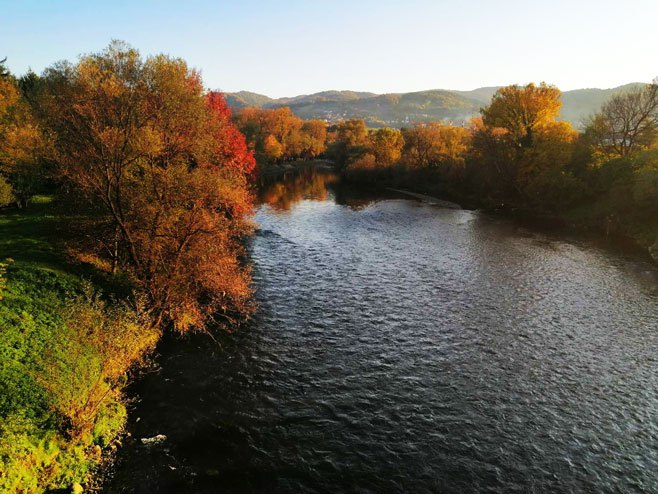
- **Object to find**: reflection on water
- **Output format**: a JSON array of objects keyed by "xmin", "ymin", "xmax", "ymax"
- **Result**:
[
  {"xmin": 258, "ymin": 167, "xmax": 398, "ymax": 211},
  {"xmin": 258, "ymin": 169, "xmax": 337, "ymax": 210},
  {"xmin": 105, "ymin": 170, "xmax": 658, "ymax": 494}
]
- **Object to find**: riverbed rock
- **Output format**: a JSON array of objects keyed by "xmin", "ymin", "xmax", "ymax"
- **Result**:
[{"xmin": 141, "ymin": 434, "xmax": 167, "ymax": 446}]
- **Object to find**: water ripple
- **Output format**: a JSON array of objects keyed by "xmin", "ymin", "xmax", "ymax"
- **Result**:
[{"xmin": 106, "ymin": 193, "xmax": 658, "ymax": 494}]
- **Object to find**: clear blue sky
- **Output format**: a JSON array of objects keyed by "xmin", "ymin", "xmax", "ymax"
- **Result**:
[{"xmin": 2, "ymin": 0, "xmax": 657, "ymax": 97}]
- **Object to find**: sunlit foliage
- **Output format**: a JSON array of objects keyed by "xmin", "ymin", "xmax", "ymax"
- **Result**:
[
  {"xmin": 401, "ymin": 123, "xmax": 470, "ymax": 168},
  {"xmin": 235, "ymin": 107, "xmax": 327, "ymax": 164},
  {"xmin": 0, "ymin": 74, "xmax": 45, "ymax": 207},
  {"xmin": 469, "ymin": 84, "xmax": 583, "ymax": 209},
  {"xmin": 326, "ymin": 118, "xmax": 369, "ymax": 167},
  {"xmin": 481, "ymin": 83, "xmax": 562, "ymax": 149},
  {"xmin": 35, "ymin": 41, "xmax": 255, "ymax": 332}
]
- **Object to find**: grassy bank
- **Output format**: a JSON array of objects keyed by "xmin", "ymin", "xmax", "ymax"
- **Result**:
[{"xmin": 0, "ymin": 197, "xmax": 159, "ymax": 492}]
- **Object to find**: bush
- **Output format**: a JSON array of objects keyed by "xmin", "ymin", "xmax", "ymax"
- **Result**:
[
  {"xmin": 38, "ymin": 285, "xmax": 159, "ymax": 437},
  {"xmin": 0, "ymin": 176, "xmax": 14, "ymax": 207},
  {"xmin": 523, "ymin": 169, "xmax": 587, "ymax": 213}
]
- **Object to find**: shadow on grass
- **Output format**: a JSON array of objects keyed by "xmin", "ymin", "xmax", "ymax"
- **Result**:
[{"xmin": 0, "ymin": 195, "xmax": 131, "ymax": 298}]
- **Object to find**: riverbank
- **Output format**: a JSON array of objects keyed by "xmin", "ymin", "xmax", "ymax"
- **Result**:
[{"xmin": 0, "ymin": 198, "xmax": 158, "ymax": 492}]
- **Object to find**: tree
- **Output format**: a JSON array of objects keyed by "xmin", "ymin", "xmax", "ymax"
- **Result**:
[
  {"xmin": 300, "ymin": 119, "xmax": 327, "ymax": 159},
  {"xmin": 0, "ymin": 73, "xmax": 44, "ymax": 207},
  {"xmin": 632, "ymin": 151, "xmax": 658, "ymax": 213},
  {"xmin": 36, "ymin": 41, "xmax": 255, "ymax": 332},
  {"xmin": 326, "ymin": 118, "xmax": 369, "ymax": 167},
  {"xmin": 473, "ymin": 84, "xmax": 581, "ymax": 206},
  {"xmin": 0, "ymin": 175, "xmax": 13, "ymax": 206},
  {"xmin": 368, "ymin": 128, "xmax": 404, "ymax": 166},
  {"xmin": 263, "ymin": 134, "xmax": 284, "ymax": 161},
  {"xmin": 585, "ymin": 81, "xmax": 658, "ymax": 159},
  {"xmin": 481, "ymin": 83, "xmax": 562, "ymax": 149},
  {"xmin": 234, "ymin": 106, "xmax": 314, "ymax": 164},
  {"xmin": 402, "ymin": 123, "xmax": 470, "ymax": 168},
  {"xmin": 205, "ymin": 91, "xmax": 256, "ymax": 176},
  {"xmin": 0, "ymin": 58, "xmax": 9, "ymax": 79}
]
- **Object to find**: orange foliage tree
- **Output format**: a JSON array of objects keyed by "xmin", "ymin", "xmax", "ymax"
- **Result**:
[
  {"xmin": 401, "ymin": 123, "xmax": 470, "ymax": 168},
  {"xmin": 0, "ymin": 74, "xmax": 44, "ymax": 207},
  {"xmin": 36, "ymin": 42, "xmax": 255, "ymax": 331},
  {"xmin": 235, "ymin": 107, "xmax": 327, "ymax": 164},
  {"xmin": 368, "ymin": 128, "xmax": 405, "ymax": 167}
]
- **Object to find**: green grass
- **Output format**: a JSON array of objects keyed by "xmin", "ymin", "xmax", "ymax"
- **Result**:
[{"xmin": 0, "ymin": 197, "xmax": 154, "ymax": 493}]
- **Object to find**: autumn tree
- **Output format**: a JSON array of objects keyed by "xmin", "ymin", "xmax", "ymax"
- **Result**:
[
  {"xmin": 0, "ymin": 68, "xmax": 44, "ymax": 207},
  {"xmin": 473, "ymin": 84, "xmax": 582, "ymax": 209},
  {"xmin": 585, "ymin": 81, "xmax": 658, "ymax": 159},
  {"xmin": 368, "ymin": 128, "xmax": 404, "ymax": 166},
  {"xmin": 326, "ymin": 118, "xmax": 369, "ymax": 167},
  {"xmin": 481, "ymin": 83, "xmax": 562, "ymax": 149},
  {"xmin": 300, "ymin": 119, "xmax": 328, "ymax": 159},
  {"xmin": 205, "ymin": 91, "xmax": 256, "ymax": 175},
  {"xmin": 0, "ymin": 175, "xmax": 13, "ymax": 206},
  {"xmin": 401, "ymin": 123, "xmax": 470, "ymax": 168},
  {"xmin": 234, "ymin": 107, "xmax": 326, "ymax": 164},
  {"xmin": 35, "ymin": 41, "xmax": 255, "ymax": 332},
  {"xmin": 263, "ymin": 134, "xmax": 284, "ymax": 161}
]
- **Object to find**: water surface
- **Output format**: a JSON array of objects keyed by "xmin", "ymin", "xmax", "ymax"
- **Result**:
[{"xmin": 105, "ymin": 172, "xmax": 658, "ymax": 493}]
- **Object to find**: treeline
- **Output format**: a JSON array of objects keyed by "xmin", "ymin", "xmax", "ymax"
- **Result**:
[
  {"xmin": 0, "ymin": 42, "xmax": 255, "ymax": 491},
  {"xmin": 236, "ymin": 82, "xmax": 658, "ymax": 251}
]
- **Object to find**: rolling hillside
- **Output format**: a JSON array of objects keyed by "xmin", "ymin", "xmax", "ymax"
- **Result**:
[{"xmin": 224, "ymin": 84, "xmax": 646, "ymax": 128}]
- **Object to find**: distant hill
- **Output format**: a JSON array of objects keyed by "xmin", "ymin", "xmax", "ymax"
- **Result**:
[
  {"xmin": 223, "ymin": 84, "xmax": 646, "ymax": 128},
  {"xmin": 276, "ymin": 90, "xmax": 377, "ymax": 106},
  {"xmin": 558, "ymin": 83, "xmax": 646, "ymax": 125},
  {"xmin": 224, "ymin": 91, "xmax": 275, "ymax": 111}
]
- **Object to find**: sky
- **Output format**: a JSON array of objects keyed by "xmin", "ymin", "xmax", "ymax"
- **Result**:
[{"xmin": 2, "ymin": 0, "xmax": 657, "ymax": 98}]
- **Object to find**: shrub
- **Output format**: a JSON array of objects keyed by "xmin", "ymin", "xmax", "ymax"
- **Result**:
[{"xmin": 0, "ymin": 176, "xmax": 14, "ymax": 207}]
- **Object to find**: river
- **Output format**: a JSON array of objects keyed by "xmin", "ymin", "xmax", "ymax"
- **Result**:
[{"xmin": 105, "ymin": 170, "xmax": 658, "ymax": 493}]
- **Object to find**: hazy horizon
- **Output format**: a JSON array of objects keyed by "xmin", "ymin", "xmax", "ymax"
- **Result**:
[{"xmin": 3, "ymin": 0, "xmax": 657, "ymax": 97}]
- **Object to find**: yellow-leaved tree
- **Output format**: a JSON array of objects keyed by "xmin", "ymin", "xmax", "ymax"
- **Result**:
[{"xmin": 473, "ymin": 83, "xmax": 582, "ymax": 209}]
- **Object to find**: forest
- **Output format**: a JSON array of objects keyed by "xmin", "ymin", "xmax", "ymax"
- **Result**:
[{"xmin": 0, "ymin": 40, "xmax": 657, "ymax": 492}]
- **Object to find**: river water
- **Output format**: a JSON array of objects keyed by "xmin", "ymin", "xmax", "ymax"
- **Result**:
[{"xmin": 105, "ymin": 171, "xmax": 658, "ymax": 493}]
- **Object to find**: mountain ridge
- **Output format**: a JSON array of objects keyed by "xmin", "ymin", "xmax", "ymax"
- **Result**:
[{"xmin": 223, "ymin": 83, "xmax": 645, "ymax": 128}]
